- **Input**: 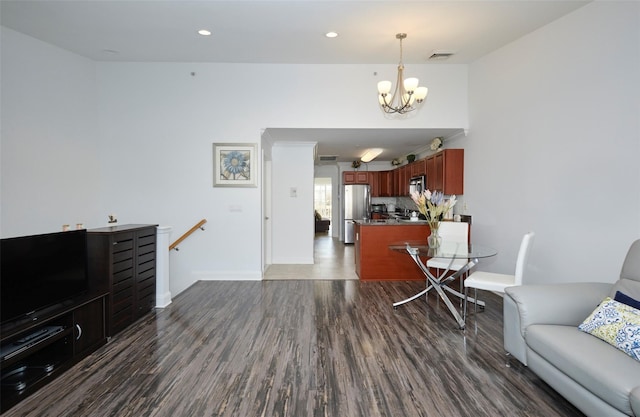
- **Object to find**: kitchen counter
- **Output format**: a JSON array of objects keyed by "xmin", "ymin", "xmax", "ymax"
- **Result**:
[
  {"xmin": 355, "ymin": 218, "xmax": 429, "ymax": 225},
  {"xmin": 354, "ymin": 221, "xmax": 431, "ymax": 281}
]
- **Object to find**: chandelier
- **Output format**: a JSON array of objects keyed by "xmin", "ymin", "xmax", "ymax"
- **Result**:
[{"xmin": 377, "ymin": 33, "xmax": 428, "ymax": 114}]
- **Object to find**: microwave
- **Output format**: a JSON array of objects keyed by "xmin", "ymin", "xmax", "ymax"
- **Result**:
[{"xmin": 409, "ymin": 175, "xmax": 426, "ymax": 195}]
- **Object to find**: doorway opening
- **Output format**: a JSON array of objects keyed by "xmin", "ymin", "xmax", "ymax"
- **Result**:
[{"xmin": 314, "ymin": 177, "xmax": 332, "ymax": 236}]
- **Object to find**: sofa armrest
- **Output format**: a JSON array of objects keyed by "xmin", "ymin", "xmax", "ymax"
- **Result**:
[
  {"xmin": 631, "ymin": 386, "xmax": 640, "ymax": 417},
  {"xmin": 503, "ymin": 282, "xmax": 611, "ymax": 366},
  {"xmin": 506, "ymin": 282, "xmax": 612, "ymax": 328}
]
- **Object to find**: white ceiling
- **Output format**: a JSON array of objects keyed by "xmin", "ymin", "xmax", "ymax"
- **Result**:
[{"xmin": 1, "ymin": 0, "xmax": 590, "ymax": 163}]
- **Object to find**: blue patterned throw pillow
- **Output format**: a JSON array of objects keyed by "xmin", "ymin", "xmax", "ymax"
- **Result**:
[
  {"xmin": 578, "ymin": 297, "xmax": 640, "ymax": 361},
  {"xmin": 615, "ymin": 291, "xmax": 640, "ymax": 310}
]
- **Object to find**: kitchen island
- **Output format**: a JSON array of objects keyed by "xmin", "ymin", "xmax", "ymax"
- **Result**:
[{"xmin": 354, "ymin": 219, "xmax": 432, "ymax": 280}]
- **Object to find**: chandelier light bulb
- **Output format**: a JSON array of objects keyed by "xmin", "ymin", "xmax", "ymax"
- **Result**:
[
  {"xmin": 414, "ymin": 86, "xmax": 429, "ymax": 102},
  {"xmin": 377, "ymin": 81, "xmax": 392, "ymax": 95},
  {"xmin": 403, "ymin": 77, "xmax": 419, "ymax": 93}
]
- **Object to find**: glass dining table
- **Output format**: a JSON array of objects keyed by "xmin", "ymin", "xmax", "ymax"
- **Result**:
[{"xmin": 388, "ymin": 240, "xmax": 497, "ymax": 329}]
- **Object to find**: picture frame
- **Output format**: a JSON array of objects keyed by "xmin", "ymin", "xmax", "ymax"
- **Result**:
[{"xmin": 212, "ymin": 143, "xmax": 258, "ymax": 187}]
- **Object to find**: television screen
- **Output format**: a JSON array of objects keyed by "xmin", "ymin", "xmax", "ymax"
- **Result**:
[{"xmin": 1, "ymin": 230, "xmax": 89, "ymax": 324}]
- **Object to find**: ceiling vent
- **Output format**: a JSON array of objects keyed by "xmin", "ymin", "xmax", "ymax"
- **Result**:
[
  {"xmin": 318, "ymin": 155, "xmax": 338, "ymax": 164},
  {"xmin": 428, "ymin": 50, "xmax": 455, "ymax": 61}
]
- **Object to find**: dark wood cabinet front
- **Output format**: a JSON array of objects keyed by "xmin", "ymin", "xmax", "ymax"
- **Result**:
[
  {"xmin": 425, "ymin": 149, "xmax": 464, "ymax": 195},
  {"xmin": 378, "ymin": 171, "xmax": 393, "ymax": 197},
  {"xmin": 410, "ymin": 160, "xmax": 426, "ymax": 176},
  {"xmin": 88, "ymin": 224, "xmax": 157, "ymax": 337},
  {"xmin": 0, "ymin": 295, "xmax": 106, "ymax": 413},
  {"xmin": 343, "ymin": 171, "xmax": 370, "ymax": 184},
  {"xmin": 342, "ymin": 149, "xmax": 463, "ymax": 197},
  {"xmin": 396, "ymin": 165, "xmax": 409, "ymax": 196},
  {"xmin": 73, "ymin": 297, "xmax": 106, "ymax": 357}
]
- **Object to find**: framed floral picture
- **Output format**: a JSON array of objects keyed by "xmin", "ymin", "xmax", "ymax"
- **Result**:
[{"xmin": 212, "ymin": 143, "xmax": 258, "ymax": 187}]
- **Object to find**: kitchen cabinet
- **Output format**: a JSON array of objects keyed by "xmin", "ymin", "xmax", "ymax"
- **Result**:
[
  {"xmin": 425, "ymin": 149, "xmax": 464, "ymax": 195},
  {"xmin": 396, "ymin": 165, "xmax": 410, "ymax": 196},
  {"xmin": 354, "ymin": 222, "xmax": 430, "ymax": 280},
  {"xmin": 426, "ymin": 156, "xmax": 438, "ymax": 191},
  {"xmin": 342, "ymin": 149, "xmax": 463, "ymax": 197},
  {"xmin": 410, "ymin": 160, "xmax": 426, "ymax": 177},
  {"xmin": 377, "ymin": 171, "xmax": 393, "ymax": 197},
  {"xmin": 343, "ymin": 171, "xmax": 370, "ymax": 184},
  {"xmin": 369, "ymin": 171, "xmax": 380, "ymax": 197}
]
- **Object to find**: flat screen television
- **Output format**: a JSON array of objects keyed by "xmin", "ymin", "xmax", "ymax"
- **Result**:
[{"xmin": 1, "ymin": 229, "xmax": 89, "ymax": 325}]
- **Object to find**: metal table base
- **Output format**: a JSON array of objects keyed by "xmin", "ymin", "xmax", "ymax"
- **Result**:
[{"xmin": 393, "ymin": 243, "xmax": 486, "ymax": 329}]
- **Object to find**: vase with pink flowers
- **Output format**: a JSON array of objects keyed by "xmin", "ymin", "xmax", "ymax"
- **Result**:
[{"xmin": 410, "ymin": 189, "xmax": 457, "ymax": 248}]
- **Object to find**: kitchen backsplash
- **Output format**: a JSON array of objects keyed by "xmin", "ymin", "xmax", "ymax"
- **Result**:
[{"xmin": 372, "ymin": 195, "xmax": 468, "ymax": 215}]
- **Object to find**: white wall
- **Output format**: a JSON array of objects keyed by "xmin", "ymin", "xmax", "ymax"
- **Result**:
[
  {"xmin": 0, "ymin": 27, "xmax": 103, "ymax": 237},
  {"xmin": 1, "ymin": 32, "xmax": 468, "ymax": 295},
  {"xmin": 272, "ymin": 143, "xmax": 316, "ymax": 263},
  {"xmin": 459, "ymin": 1, "xmax": 640, "ymax": 284},
  {"xmin": 92, "ymin": 62, "xmax": 468, "ymax": 294}
]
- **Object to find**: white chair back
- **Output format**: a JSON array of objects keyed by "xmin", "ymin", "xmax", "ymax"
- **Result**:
[
  {"xmin": 514, "ymin": 232, "xmax": 535, "ymax": 285},
  {"xmin": 438, "ymin": 221, "xmax": 468, "ymax": 244}
]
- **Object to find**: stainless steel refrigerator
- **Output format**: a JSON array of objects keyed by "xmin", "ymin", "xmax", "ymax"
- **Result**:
[{"xmin": 344, "ymin": 184, "xmax": 371, "ymax": 244}]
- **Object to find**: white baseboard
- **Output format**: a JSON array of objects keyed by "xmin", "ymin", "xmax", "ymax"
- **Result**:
[{"xmin": 155, "ymin": 291, "xmax": 173, "ymax": 308}]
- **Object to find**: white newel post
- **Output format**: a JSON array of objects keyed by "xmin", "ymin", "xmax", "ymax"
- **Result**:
[{"xmin": 156, "ymin": 226, "xmax": 173, "ymax": 308}]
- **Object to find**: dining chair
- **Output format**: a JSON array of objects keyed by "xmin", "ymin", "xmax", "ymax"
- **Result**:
[
  {"xmin": 426, "ymin": 221, "xmax": 469, "ymax": 294},
  {"xmin": 463, "ymin": 231, "xmax": 535, "ymax": 320}
]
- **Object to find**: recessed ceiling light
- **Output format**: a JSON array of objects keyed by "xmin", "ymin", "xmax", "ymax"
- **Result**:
[
  {"xmin": 325, "ymin": 32, "xmax": 338, "ymax": 38},
  {"xmin": 198, "ymin": 29, "xmax": 212, "ymax": 36},
  {"xmin": 361, "ymin": 148, "xmax": 383, "ymax": 163}
]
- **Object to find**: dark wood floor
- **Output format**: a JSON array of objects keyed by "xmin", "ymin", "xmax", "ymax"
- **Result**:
[{"xmin": 3, "ymin": 280, "xmax": 584, "ymax": 417}]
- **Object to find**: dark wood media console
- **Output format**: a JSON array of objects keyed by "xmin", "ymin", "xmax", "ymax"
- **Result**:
[
  {"xmin": 1, "ymin": 224, "xmax": 158, "ymax": 413},
  {"xmin": 0, "ymin": 294, "xmax": 108, "ymax": 413}
]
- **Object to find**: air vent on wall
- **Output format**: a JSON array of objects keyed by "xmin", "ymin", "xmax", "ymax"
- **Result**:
[{"xmin": 428, "ymin": 50, "xmax": 455, "ymax": 61}]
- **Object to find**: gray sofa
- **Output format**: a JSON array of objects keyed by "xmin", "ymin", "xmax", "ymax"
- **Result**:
[{"xmin": 504, "ymin": 239, "xmax": 640, "ymax": 417}]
